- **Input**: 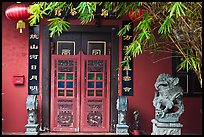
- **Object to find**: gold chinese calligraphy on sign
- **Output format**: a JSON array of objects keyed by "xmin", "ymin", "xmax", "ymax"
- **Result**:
[
  {"xmin": 123, "ymin": 35, "xmax": 132, "ymax": 40},
  {"xmin": 122, "ymin": 21, "xmax": 133, "ymax": 96},
  {"xmin": 30, "ymin": 34, "xmax": 39, "ymax": 39},
  {"xmin": 123, "ymin": 45, "xmax": 129, "ymax": 51},
  {"xmin": 124, "ymin": 56, "xmax": 131, "ymax": 61},
  {"xmin": 30, "ymin": 44, "xmax": 39, "ymax": 49},
  {"xmin": 123, "ymin": 76, "xmax": 132, "ymax": 81},
  {"xmin": 123, "ymin": 87, "xmax": 132, "ymax": 92},
  {"xmin": 28, "ymin": 25, "xmax": 40, "ymax": 95}
]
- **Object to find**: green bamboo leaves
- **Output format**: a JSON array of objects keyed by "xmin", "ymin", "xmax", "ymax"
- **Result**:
[
  {"xmin": 76, "ymin": 2, "xmax": 97, "ymax": 24},
  {"xmin": 158, "ymin": 16, "xmax": 175, "ymax": 35},
  {"xmin": 126, "ymin": 40, "xmax": 143, "ymax": 57},
  {"xmin": 27, "ymin": 2, "xmax": 202, "ymax": 86},
  {"xmin": 48, "ymin": 17, "xmax": 70, "ymax": 38},
  {"xmin": 118, "ymin": 23, "xmax": 131, "ymax": 36},
  {"xmin": 169, "ymin": 2, "xmax": 187, "ymax": 18},
  {"xmin": 29, "ymin": 3, "xmax": 47, "ymax": 26},
  {"xmin": 158, "ymin": 2, "xmax": 187, "ymax": 35}
]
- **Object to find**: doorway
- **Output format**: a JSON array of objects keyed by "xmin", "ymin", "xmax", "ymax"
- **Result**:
[
  {"xmin": 42, "ymin": 25, "xmax": 119, "ymax": 132},
  {"xmin": 50, "ymin": 32, "xmax": 111, "ymax": 132}
]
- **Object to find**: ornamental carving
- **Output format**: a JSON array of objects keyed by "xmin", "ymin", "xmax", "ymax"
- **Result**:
[
  {"xmin": 87, "ymin": 111, "xmax": 102, "ymax": 127},
  {"xmin": 58, "ymin": 111, "xmax": 73, "ymax": 127},
  {"xmin": 162, "ymin": 129, "xmax": 179, "ymax": 135}
]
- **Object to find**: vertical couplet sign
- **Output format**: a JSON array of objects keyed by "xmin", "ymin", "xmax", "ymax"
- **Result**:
[
  {"xmin": 28, "ymin": 25, "xmax": 40, "ymax": 95},
  {"xmin": 122, "ymin": 21, "xmax": 133, "ymax": 96}
]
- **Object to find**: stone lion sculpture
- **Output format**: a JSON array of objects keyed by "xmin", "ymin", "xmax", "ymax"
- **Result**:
[
  {"xmin": 26, "ymin": 95, "xmax": 38, "ymax": 124},
  {"xmin": 153, "ymin": 74, "xmax": 184, "ymax": 122},
  {"xmin": 116, "ymin": 96, "xmax": 128, "ymax": 125}
]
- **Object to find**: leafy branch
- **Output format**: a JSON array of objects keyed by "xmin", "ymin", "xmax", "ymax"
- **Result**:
[
  {"xmin": 48, "ymin": 17, "xmax": 70, "ymax": 37},
  {"xmin": 28, "ymin": 2, "xmax": 202, "ymax": 88}
]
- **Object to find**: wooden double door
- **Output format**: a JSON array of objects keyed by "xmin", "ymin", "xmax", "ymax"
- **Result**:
[{"xmin": 50, "ymin": 32, "xmax": 111, "ymax": 132}]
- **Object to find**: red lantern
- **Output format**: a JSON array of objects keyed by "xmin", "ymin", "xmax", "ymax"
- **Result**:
[
  {"xmin": 128, "ymin": 9, "xmax": 144, "ymax": 23},
  {"xmin": 5, "ymin": 2, "xmax": 31, "ymax": 33}
]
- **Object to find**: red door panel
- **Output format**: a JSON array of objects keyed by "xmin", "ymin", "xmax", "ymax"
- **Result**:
[
  {"xmin": 80, "ymin": 54, "xmax": 110, "ymax": 132},
  {"xmin": 50, "ymin": 54, "xmax": 80, "ymax": 132},
  {"xmin": 50, "ymin": 52, "xmax": 110, "ymax": 132}
]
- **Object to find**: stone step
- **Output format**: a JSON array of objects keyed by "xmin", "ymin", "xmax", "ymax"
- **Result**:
[
  {"xmin": 3, "ymin": 132, "xmax": 117, "ymax": 135},
  {"xmin": 40, "ymin": 132, "xmax": 117, "ymax": 135}
]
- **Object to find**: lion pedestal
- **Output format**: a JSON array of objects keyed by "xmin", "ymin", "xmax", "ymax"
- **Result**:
[
  {"xmin": 151, "ymin": 74, "xmax": 184, "ymax": 135},
  {"xmin": 151, "ymin": 119, "xmax": 183, "ymax": 135}
]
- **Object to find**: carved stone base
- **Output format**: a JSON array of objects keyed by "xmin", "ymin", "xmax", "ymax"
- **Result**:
[
  {"xmin": 151, "ymin": 119, "xmax": 183, "ymax": 135},
  {"xmin": 116, "ymin": 124, "xmax": 129, "ymax": 135},
  {"xmin": 25, "ymin": 124, "xmax": 39, "ymax": 135}
]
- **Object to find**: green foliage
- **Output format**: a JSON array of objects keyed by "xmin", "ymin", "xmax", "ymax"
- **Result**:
[
  {"xmin": 169, "ymin": 2, "xmax": 187, "ymax": 18},
  {"xmin": 29, "ymin": 2, "xmax": 68, "ymax": 26},
  {"xmin": 76, "ymin": 2, "xmax": 97, "ymax": 24},
  {"xmin": 134, "ymin": 13, "xmax": 152, "ymax": 32},
  {"xmin": 103, "ymin": 2, "xmax": 113, "ymax": 11},
  {"xmin": 177, "ymin": 45, "xmax": 199, "ymax": 73},
  {"xmin": 158, "ymin": 16, "xmax": 175, "ymax": 35},
  {"xmin": 120, "ymin": 59, "xmax": 130, "ymax": 70},
  {"xmin": 29, "ymin": 3, "xmax": 47, "ymax": 26},
  {"xmin": 48, "ymin": 18, "xmax": 70, "ymax": 37},
  {"xmin": 126, "ymin": 40, "xmax": 143, "ymax": 57},
  {"xmin": 177, "ymin": 57, "xmax": 189, "ymax": 71},
  {"xmin": 138, "ymin": 30, "xmax": 151, "ymax": 41},
  {"xmin": 27, "ymin": 2, "xmax": 202, "ymax": 87},
  {"xmin": 112, "ymin": 2, "xmax": 124, "ymax": 13},
  {"xmin": 117, "ymin": 23, "xmax": 131, "ymax": 36}
]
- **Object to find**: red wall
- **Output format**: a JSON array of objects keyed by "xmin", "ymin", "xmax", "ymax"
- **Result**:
[
  {"xmin": 181, "ymin": 98, "xmax": 202, "ymax": 134},
  {"xmin": 2, "ymin": 2, "xmax": 29, "ymax": 132},
  {"xmin": 2, "ymin": 2, "xmax": 202, "ymax": 135}
]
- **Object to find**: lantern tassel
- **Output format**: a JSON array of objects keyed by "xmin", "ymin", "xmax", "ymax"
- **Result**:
[{"xmin": 16, "ymin": 20, "xmax": 25, "ymax": 33}]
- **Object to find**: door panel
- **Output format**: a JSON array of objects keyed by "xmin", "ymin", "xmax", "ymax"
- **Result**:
[
  {"xmin": 50, "ymin": 32, "xmax": 111, "ymax": 132},
  {"xmin": 50, "ymin": 54, "xmax": 80, "ymax": 132},
  {"xmin": 80, "ymin": 54, "xmax": 110, "ymax": 132}
]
